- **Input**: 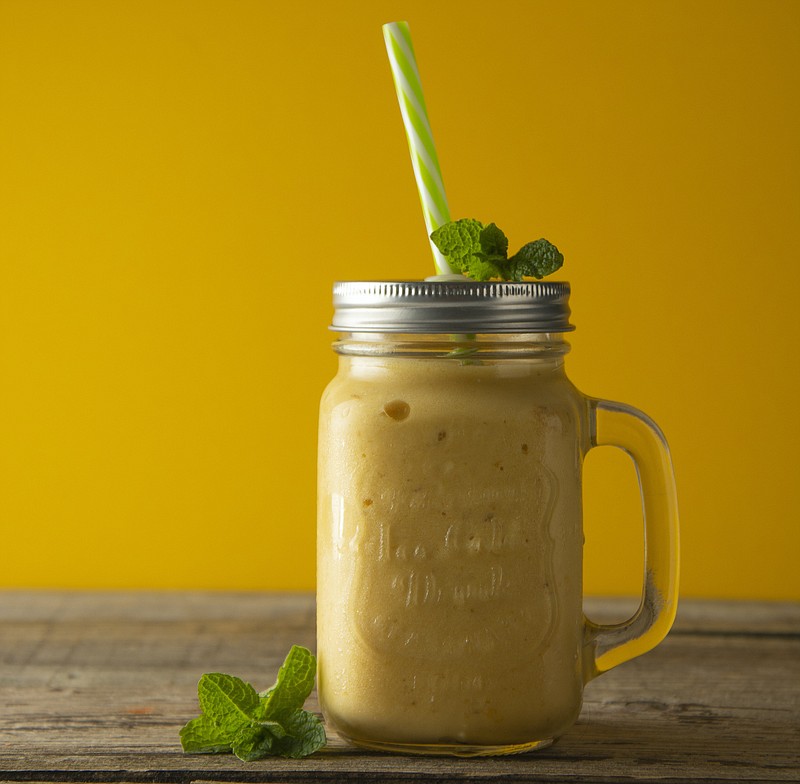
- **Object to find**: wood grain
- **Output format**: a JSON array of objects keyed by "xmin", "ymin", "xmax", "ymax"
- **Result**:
[{"xmin": 0, "ymin": 592, "xmax": 798, "ymax": 783}]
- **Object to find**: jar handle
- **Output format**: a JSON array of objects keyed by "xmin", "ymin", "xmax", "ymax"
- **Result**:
[{"xmin": 582, "ymin": 399, "xmax": 680, "ymax": 682}]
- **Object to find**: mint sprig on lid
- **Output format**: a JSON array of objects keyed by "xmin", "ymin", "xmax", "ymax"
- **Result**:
[
  {"xmin": 430, "ymin": 218, "xmax": 563, "ymax": 281},
  {"xmin": 180, "ymin": 645, "xmax": 326, "ymax": 761}
]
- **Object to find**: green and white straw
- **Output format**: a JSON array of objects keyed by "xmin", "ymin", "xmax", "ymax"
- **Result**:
[{"xmin": 383, "ymin": 21, "xmax": 453, "ymax": 275}]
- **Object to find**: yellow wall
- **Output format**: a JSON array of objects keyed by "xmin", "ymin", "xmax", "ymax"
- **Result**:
[{"xmin": 1, "ymin": 0, "xmax": 798, "ymax": 599}]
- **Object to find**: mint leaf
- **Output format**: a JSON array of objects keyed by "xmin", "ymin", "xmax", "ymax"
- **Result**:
[
  {"xmin": 197, "ymin": 673, "xmax": 259, "ymax": 737},
  {"xmin": 430, "ymin": 218, "xmax": 501, "ymax": 278},
  {"xmin": 462, "ymin": 257, "xmax": 504, "ymax": 281},
  {"xmin": 179, "ymin": 715, "xmax": 232, "ymax": 754},
  {"xmin": 479, "ymin": 222, "xmax": 508, "ymax": 259},
  {"xmin": 259, "ymin": 645, "xmax": 317, "ymax": 722},
  {"xmin": 180, "ymin": 646, "xmax": 326, "ymax": 761},
  {"xmin": 271, "ymin": 710, "xmax": 327, "ymax": 759},
  {"xmin": 508, "ymin": 238, "xmax": 564, "ymax": 280},
  {"xmin": 430, "ymin": 220, "xmax": 563, "ymax": 281},
  {"xmin": 256, "ymin": 719, "xmax": 288, "ymax": 738},
  {"xmin": 429, "ymin": 218, "xmax": 483, "ymax": 269},
  {"xmin": 232, "ymin": 725, "xmax": 276, "ymax": 762},
  {"xmin": 430, "ymin": 219, "xmax": 512, "ymax": 280}
]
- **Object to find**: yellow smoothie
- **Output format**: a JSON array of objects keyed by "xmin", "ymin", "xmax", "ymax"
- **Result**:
[{"xmin": 317, "ymin": 351, "xmax": 589, "ymax": 750}]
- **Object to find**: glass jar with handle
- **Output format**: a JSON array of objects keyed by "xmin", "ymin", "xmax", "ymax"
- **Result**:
[{"xmin": 317, "ymin": 280, "xmax": 679, "ymax": 756}]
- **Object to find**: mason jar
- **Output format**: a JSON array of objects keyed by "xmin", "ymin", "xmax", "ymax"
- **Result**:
[{"xmin": 316, "ymin": 280, "xmax": 679, "ymax": 756}]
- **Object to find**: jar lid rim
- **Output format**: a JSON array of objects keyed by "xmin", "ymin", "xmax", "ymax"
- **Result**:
[{"xmin": 330, "ymin": 280, "xmax": 575, "ymax": 333}]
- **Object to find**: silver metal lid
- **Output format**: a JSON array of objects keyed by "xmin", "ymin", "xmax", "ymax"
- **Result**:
[{"xmin": 331, "ymin": 280, "xmax": 574, "ymax": 334}]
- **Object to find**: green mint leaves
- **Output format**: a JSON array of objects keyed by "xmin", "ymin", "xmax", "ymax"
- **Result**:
[
  {"xmin": 508, "ymin": 238, "xmax": 565, "ymax": 281},
  {"xmin": 430, "ymin": 218, "xmax": 563, "ymax": 282},
  {"xmin": 180, "ymin": 645, "xmax": 326, "ymax": 761}
]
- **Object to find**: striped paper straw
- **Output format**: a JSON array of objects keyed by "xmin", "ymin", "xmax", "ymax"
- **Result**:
[{"xmin": 383, "ymin": 21, "xmax": 453, "ymax": 275}]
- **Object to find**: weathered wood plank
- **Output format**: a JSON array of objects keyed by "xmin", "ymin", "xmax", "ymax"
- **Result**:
[
  {"xmin": 0, "ymin": 591, "xmax": 798, "ymax": 631},
  {"xmin": 0, "ymin": 592, "xmax": 798, "ymax": 782}
]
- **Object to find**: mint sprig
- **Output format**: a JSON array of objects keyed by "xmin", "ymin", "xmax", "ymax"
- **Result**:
[
  {"xmin": 180, "ymin": 645, "xmax": 326, "ymax": 761},
  {"xmin": 430, "ymin": 218, "xmax": 563, "ymax": 281}
]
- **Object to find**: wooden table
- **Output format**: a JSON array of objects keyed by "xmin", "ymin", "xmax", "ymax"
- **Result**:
[{"xmin": 0, "ymin": 592, "xmax": 797, "ymax": 783}]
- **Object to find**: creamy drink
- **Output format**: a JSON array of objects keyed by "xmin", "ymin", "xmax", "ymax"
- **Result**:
[
  {"xmin": 318, "ymin": 349, "xmax": 588, "ymax": 750},
  {"xmin": 317, "ymin": 280, "xmax": 679, "ymax": 756}
]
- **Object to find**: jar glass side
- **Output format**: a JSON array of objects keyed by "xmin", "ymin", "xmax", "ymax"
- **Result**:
[{"xmin": 317, "ymin": 336, "xmax": 592, "ymax": 753}]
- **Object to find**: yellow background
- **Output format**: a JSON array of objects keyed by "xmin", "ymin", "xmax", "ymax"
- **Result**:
[{"xmin": 1, "ymin": 0, "xmax": 798, "ymax": 599}]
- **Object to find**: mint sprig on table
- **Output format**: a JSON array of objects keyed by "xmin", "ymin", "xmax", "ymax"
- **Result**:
[
  {"xmin": 430, "ymin": 218, "xmax": 563, "ymax": 281},
  {"xmin": 180, "ymin": 645, "xmax": 326, "ymax": 761}
]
